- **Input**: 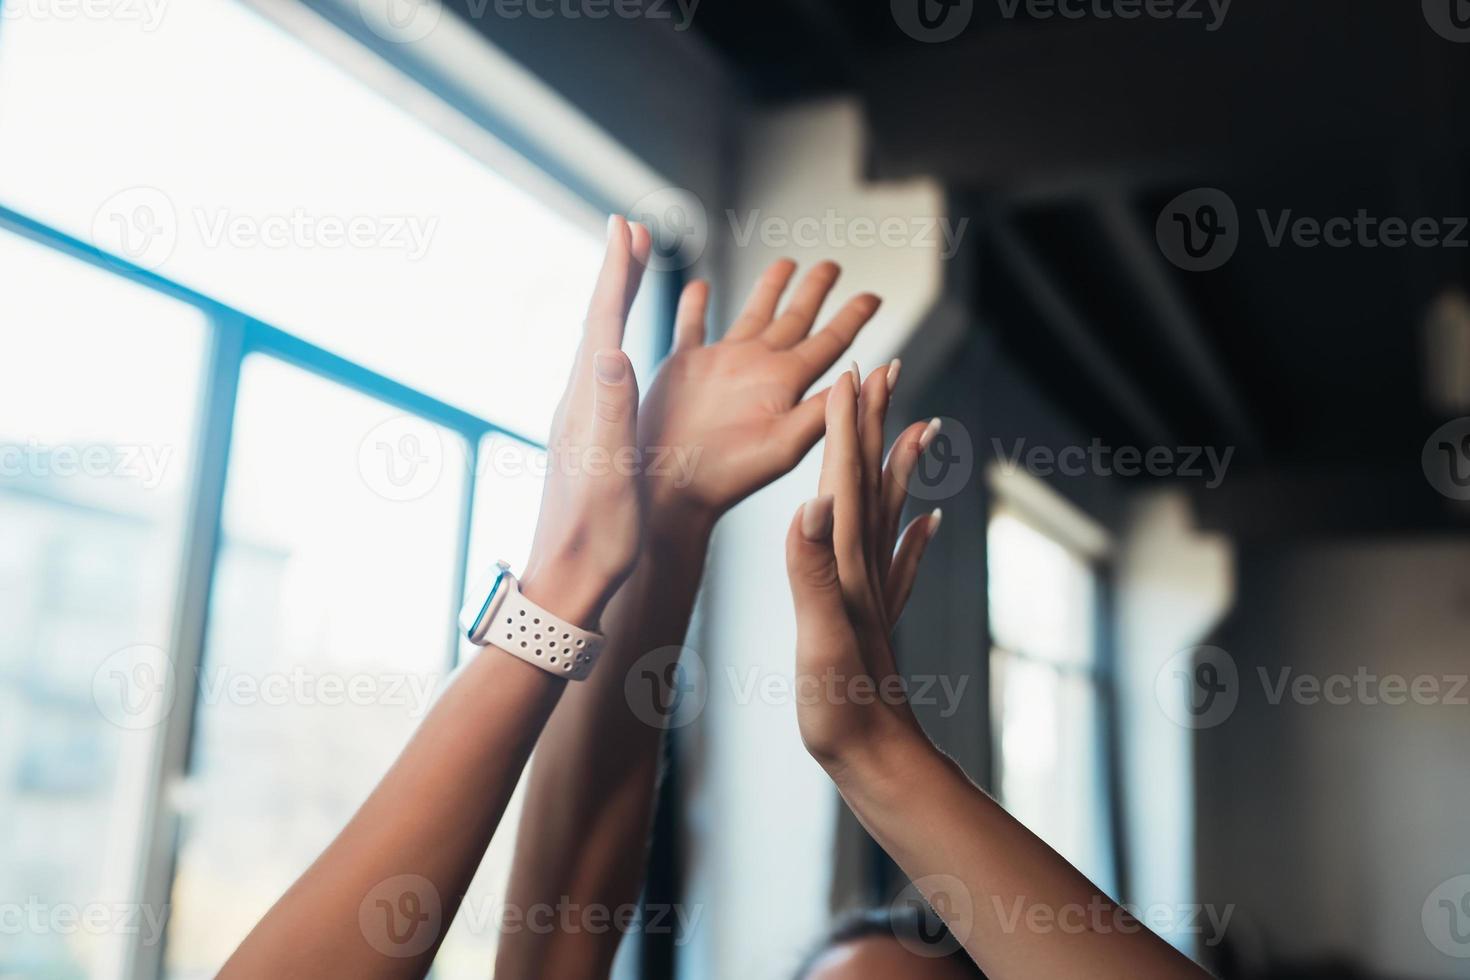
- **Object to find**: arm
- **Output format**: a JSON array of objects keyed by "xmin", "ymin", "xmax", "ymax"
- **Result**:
[
  {"xmin": 496, "ymin": 258, "xmax": 884, "ymax": 977},
  {"xmin": 219, "ymin": 216, "xmax": 652, "ymax": 980},
  {"xmin": 783, "ymin": 366, "xmax": 1212, "ymax": 979}
]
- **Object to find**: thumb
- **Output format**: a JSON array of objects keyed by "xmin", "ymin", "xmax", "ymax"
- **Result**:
[
  {"xmin": 785, "ymin": 495, "xmax": 845, "ymax": 624},
  {"xmin": 591, "ymin": 349, "xmax": 639, "ymax": 453}
]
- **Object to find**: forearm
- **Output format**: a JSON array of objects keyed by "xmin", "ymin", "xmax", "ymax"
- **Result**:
[
  {"xmin": 831, "ymin": 737, "xmax": 1209, "ymax": 980},
  {"xmin": 497, "ymin": 514, "xmax": 713, "ymax": 977},
  {"xmin": 221, "ymin": 575, "xmax": 602, "ymax": 980}
]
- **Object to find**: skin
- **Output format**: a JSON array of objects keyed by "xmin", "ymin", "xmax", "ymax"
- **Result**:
[
  {"xmin": 495, "ymin": 256, "xmax": 899, "ymax": 977},
  {"xmin": 218, "ymin": 216, "xmax": 654, "ymax": 980},
  {"xmin": 784, "ymin": 370, "xmax": 1215, "ymax": 980},
  {"xmin": 805, "ymin": 936, "xmax": 981, "ymax": 980}
]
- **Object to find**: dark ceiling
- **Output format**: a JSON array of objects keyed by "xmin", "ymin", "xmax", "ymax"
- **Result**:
[{"xmin": 688, "ymin": 0, "xmax": 1470, "ymax": 533}]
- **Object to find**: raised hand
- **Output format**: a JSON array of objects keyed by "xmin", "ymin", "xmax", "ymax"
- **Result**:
[
  {"xmin": 785, "ymin": 364, "xmax": 942, "ymax": 768},
  {"xmin": 522, "ymin": 215, "xmax": 651, "ymax": 625},
  {"xmin": 637, "ymin": 259, "xmax": 883, "ymax": 526}
]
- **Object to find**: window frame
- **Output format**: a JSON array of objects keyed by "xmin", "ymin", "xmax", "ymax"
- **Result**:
[
  {"xmin": 1, "ymin": 158, "xmax": 669, "ymax": 978},
  {"xmin": 984, "ymin": 492, "xmax": 1127, "ymax": 899}
]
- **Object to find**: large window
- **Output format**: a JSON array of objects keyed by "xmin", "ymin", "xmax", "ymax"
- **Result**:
[
  {"xmin": 0, "ymin": 3, "xmax": 663, "ymax": 978},
  {"xmin": 987, "ymin": 491, "xmax": 1119, "ymax": 896},
  {"xmin": 0, "ymin": 230, "xmax": 207, "ymax": 980}
]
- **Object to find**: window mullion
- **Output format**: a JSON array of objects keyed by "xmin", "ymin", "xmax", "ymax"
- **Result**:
[{"xmin": 123, "ymin": 311, "xmax": 246, "ymax": 980}]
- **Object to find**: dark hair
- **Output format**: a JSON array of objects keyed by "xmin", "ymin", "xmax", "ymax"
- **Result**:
[{"xmin": 793, "ymin": 905, "xmax": 987, "ymax": 978}]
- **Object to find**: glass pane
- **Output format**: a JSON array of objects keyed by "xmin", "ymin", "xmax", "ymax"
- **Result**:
[
  {"xmin": 0, "ymin": 0, "xmax": 606, "ymax": 439},
  {"xmin": 987, "ymin": 508, "xmax": 1097, "ymax": 666},
  {"xmin": 163, "ymin": 357, "xmax": 466, "ymax": 978},
  {"xmin": 0, "ymin": 229, "xmax": 205, "ymax": 979},
  {"xmin": 991, "ymin": 652, "xmax": 1116, "ymax": 894},
  {"xmin": 435, "ymin": 432, "xmax": 547, "ymax": 976}
]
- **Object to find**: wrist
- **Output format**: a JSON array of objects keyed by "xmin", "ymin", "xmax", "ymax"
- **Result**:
[
  {"xmin": 824, "ymin": 718, "xmax": 940, "ymax": 800},
  {"xmin": 644, "ymin": 497, "xmax": 717, "ymax": 559},
  {"xmin": 518, "ymin": 560, "xmax": 615, "ymax": 631}
]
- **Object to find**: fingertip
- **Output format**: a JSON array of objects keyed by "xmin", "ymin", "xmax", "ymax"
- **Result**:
[
  {"xmin": 918, "ymin": 416, "xmax": 942, "ymax": 452},
  {"xmin": 593, "ymin": 348, "xmax": 630, "ymax": 384},
  {"xmin": 627, "ymin": 220, "xmax": 652, "ymax": 265},
  {"xmin": 928, "ymin": 507, "xmax": 943, "ymax": 536},
  {"xmin": 607, "ymin": 213, "xmax": 627, "ymax": 244},
  {"xmin": 801, "ymin": 495, "xmax": 836, "ymax": 541}
]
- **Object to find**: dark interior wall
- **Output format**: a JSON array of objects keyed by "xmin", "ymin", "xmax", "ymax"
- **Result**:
[
  {"xmin": 439, "ymin": 0, "xmax": 745, "ymax": 211},
  {"xmin": 1197, "ymin": 540, "xmax": 1470, "ymax": 979}
]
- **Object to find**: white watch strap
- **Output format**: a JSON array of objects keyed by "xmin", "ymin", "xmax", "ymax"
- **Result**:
[{"xmin": 473, "ymin": 567, "xmax": 604, "ymax": 680}]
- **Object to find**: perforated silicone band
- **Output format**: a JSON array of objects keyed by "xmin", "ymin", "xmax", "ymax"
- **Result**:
[{"xmin": 463, "ymin": 566, "xmax": 603, "ymax": 680}]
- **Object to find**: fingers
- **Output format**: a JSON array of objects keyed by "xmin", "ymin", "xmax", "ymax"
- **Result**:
[
  {"xmin": 771, "ymin": 385, "xmax": 830, "ymax": 469},
  {"xmin": 590, "ymin": 349, "xmax": 639, "ymax": 453},
  {"xmin": 818, "ymin": 370, "xmax": 866, "ymax": 585},
  {"xmin": 761, "ymin": 261, "xmax": 840, "ymax": 348},
  {"xmin": 726, "ymin": 259, "xmax": 797, "ymax": 339},
  {"xmin": 879, "ymin": 417, "xmax": 935, "ymax": 575},
  {"xmin": 885, "ymin": 509, "xmax": 941, "ymax": 623},
  {"xmin": 584, "ymin": 216, "xmax": 648, "ymax": 350},
  {"xmin": 785, "ymin": 496, "xmax": 845, "ymax": 628},
  {"xmin": 791, "ymin": 293, "xmax": 881, "ymax": 386},
  {"xmin": 857, "ymin": 362, "xmax": 892, "ymax": 553},
  {"xmin": 673, "ymin": 279, "xmax": 709, "ymax": 352},
  {"xmin": 625, "ymin": 219, "xmax": 652, "ymax": 302}
]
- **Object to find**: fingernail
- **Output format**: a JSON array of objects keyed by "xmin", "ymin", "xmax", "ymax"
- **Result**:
[
  {"xmin": 918, "ymin": 417, "xmax": 942, "ymax": 451},
  {"xmin": 802, "ymin": 495, "xmax": 835, "ymax": 541},
  {"xmin": 594, "ymin": 351, "xmax": 626, "ymax": 383},
  {"xmin": 849, "ymin": 360, "xmax": 862, "ymax": 387},
  {"xmin": 928, "ymin": 508, "xmax": 943, "ymax": 536},
  {"xmin": 606, "ymin": 214, "xmax": 621, "ymax": 241},
  {"xmin": 886, "ymin": 358, "xmax": 902, "ymax": 392}
]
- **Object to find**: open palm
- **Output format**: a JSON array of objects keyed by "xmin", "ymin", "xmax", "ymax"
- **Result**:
[{"xmin": 638, "ymin": 259, "xmax": 883, "ymax": 519}]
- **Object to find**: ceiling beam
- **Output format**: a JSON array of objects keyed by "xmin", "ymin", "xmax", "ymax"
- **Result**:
[
  {"xmin": 991, "ymin": 217, "xmax": 1175, "ymax": 449},
  {"xmin": 1093, "ymin": 193, "xmax": 1263, "ymax": 458}
]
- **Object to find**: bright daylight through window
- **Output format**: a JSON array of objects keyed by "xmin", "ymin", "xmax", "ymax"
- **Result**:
[{"xmin": 0, "ymin": 1, "xmax": 657, "ymax": 977}]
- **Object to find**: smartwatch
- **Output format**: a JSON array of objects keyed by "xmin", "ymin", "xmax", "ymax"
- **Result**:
[{"xmin": 458, "ymin": 561, "xmax": 604, "ymax": 680}]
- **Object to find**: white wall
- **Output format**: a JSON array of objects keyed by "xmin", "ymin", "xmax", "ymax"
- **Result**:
[
  {"xmin": 681, "ymin": 97, "xmax": 949, "ymax": 980},
  {"xmin": 1114, "ymin": 490, "xmax": 1234, "ymax": 955},
  {"xmin": 1197, "ymin": 539, "xmax": 1470, "ymax": 977}
]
